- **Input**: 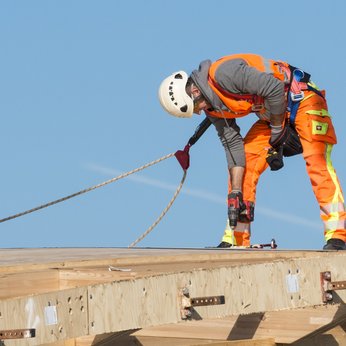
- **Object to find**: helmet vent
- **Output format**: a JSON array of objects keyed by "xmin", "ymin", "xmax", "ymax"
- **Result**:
[
  {"xmin": 174, "ymin": 73, "xmax": 183, "ymax": 79},
  {"xmin": 180, "ymin": 105, "xmax": 187, "ymax": 112}
]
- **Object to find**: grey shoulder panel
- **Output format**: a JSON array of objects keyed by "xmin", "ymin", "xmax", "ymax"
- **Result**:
[{"xmin": 215, "ymin": 60, "xmax": 286, "ymax": 115}]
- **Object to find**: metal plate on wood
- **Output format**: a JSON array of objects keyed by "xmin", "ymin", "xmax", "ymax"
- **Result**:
[
  {"xmin": 0, "ymin": 329, "xmax": 35, "ymax": 340},
  {"xmin": 179, "ymin": 287, "xmax": 225, "ymax": 319},
  {"xmin": 191, "ymin": 295, "xmax": 225, "ymax": 306},
  {"xmin": 320, "ymin": 271, "xmax": 346, "ymax": 303},
  {"xmin": 328, "ymin": 280, "xmax": 346, "ymax": 291}
]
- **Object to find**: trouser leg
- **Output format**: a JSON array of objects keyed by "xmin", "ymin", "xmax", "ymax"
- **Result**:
[
  {"xmin": 303, "ymin": 144, "xmax": 346, "ymax": 242},
  {"xmin": 295, "ymin": 90, "xmax": 346, "ymax": 243}
]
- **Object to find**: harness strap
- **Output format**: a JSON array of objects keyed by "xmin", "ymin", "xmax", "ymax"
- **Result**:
[
  {"xmin": 307, "ymin": 83, "xmax": 325, "ymax": 98},
  {"xmin": 278, "ymin": 63, "xmax": 325, "ymax": 124},
  {"xmin": 289, "ymin": 100, "xmax": 301, "ymax": 124},
  {"xmin": 289, "ymin": 83, "xmax": 325, "ymax": 124}
]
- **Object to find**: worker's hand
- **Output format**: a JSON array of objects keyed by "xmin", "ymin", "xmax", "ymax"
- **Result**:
[{"xmin": 269, "ymin": 125, "xmax": 289, "ymax": 149}]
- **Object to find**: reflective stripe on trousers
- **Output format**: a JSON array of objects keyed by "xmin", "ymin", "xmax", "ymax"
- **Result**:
[
  {"xmin": 320, "ymin": 144, "xmax": 346, "ymax": 241},
  {"xmin": 222, "ymin": 220, "xmax": 251, "ymax": 247}
]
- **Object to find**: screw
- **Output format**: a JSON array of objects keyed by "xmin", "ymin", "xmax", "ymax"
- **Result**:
[
  {"xmin": 325, "ymin": 292, "xmax": 333, "ymax": 301},
  {"xmin": 184, "ymin": 309, "xmax": 192, "ymax": 318},
  {"xmin": 182, "ymin": 287, "xmax": 189, "ymax": 296},
  {"xmin": 323, "ymin": 272, "xmax": 331, "ymax": 280}
]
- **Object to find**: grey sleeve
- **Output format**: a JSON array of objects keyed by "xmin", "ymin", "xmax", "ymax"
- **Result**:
[
  {"xmin": 207, "ymin": 115, "xmax": 245, "ymax": 168},
  {"xmin": 215, "ymin": 59, "xmax": 286, "ymax": 115}
]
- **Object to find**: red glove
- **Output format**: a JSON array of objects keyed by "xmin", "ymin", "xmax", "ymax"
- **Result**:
[{"xmin": 174, "ymin": 144, "xmax": 190, "ymax": 171}]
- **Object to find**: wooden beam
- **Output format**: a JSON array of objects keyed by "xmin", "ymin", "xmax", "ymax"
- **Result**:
[
  {"xmin": 0, "ymin": 287, "xmax": 88, "ymax": 345},
  {"xmin": 0, "ymin": 247, "xmax": 334, "ymax": 273},
  {"xmin": 133, "ymin": 304, "xmax": 346, "ymax": 344},
  {"xmin": 0, "ymin": 248, "xmax": 345, "ymax": 345},
  {"xmin": 292, "ymin": 306, "xmax": 346, "ymax": 345},
  {"xmin": 189, "ymin": 340, "xmax": 276, "ymax": 346},
  {"xmin": 59, "ymin": 334, "xmax": 276, "ymax": 346},
  {"xmin": 87, "ymin": 255, "xmax": 346, "ymax": 336},
  {"xmin": 0, "ymin": 270, "xmax": 59, "ymax": 300}
]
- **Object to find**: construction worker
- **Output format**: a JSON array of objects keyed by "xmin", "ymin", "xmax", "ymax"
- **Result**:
[{"xmin": 158, "ymin": 53, "xmax": 346, "ymax": 250}]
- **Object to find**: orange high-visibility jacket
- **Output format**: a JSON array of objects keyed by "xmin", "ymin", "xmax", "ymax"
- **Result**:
[{"xmin": 206, "ymin": 54, "xmax": 288, "ymax": 119}]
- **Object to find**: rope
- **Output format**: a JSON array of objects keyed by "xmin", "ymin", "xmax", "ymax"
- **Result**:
[
  {"xmin": 128, "ymin": 169, "xmax": 187, "ymax": 248},
  {"xmin": 0, "ymin": 153, "xmax": 175, "ymax": 224}
]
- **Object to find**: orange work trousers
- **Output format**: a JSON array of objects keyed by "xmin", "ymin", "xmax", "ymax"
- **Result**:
[{"xmin": 224, "ymin": 90, "xmax": 346, "ymax": 246}]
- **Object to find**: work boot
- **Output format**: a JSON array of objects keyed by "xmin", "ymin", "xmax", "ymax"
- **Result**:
[
  {"xmin": 323, "ymin": 238, "xmax": 346, "ymax": 250},
  {"xmin": 217, "ymin": 241, "xmax": 233, "ymax": 248}
]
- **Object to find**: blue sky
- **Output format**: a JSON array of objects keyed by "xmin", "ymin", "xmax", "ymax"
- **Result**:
[{"xmin": 0, "ymin": 0, "xmax": 345, "ymax": 250}]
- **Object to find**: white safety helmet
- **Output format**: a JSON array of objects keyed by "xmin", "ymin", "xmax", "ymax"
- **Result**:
[{"xmin": 158, "ymin": 71, "xmax": 194, "ymax": 118}]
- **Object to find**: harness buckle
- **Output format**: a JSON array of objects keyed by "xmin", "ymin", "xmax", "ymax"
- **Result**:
[
  {"xmin": 293, "ymin": 68, "xmax": 305, "ymax": 82},
  {"xmin": 290, "ymin": 91, "xmax": 304, "ymax": 102}
]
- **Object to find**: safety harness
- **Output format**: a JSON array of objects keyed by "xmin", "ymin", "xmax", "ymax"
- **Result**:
[
  {"xmin": 278, "ymin": 63, "xmax": 325, "ymax": 125},
  {"xmin": 209, "ymin": 62, "xmax": 325, "ymax": 125}
]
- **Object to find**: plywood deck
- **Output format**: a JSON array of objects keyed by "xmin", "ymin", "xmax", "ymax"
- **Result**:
[{"xmin": 0, "ymin": 246, "xmax": 330, "ymax": 272}]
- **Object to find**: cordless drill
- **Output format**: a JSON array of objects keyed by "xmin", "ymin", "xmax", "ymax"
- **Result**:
[{"xmin": 228, "ymin": 192, "xmax": 242, "ymax": 228}]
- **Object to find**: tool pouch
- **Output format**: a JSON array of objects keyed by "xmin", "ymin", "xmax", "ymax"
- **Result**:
[{"xmin": 282, "ymin": 124, "xmax": 303, "ymax": 157}]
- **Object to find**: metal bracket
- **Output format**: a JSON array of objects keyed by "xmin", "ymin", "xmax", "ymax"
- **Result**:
[
  {"xmin": 179, "ymin": 287, "xmax": 225, "ymax": 319},
  {"xmin": 320, "ymin": 271, "xmax": 346, "ymax": 303},
  {"xmin": 0, "ymin": 329, "xmax": 35, "ymax": 340}
]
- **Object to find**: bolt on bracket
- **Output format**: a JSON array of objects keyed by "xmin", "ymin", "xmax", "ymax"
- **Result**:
[{"xmin": 320, "ymin": 271, "xmax": 346, "ymax": 303}]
